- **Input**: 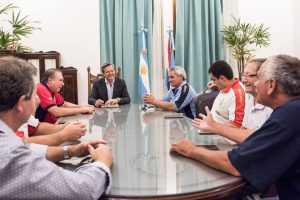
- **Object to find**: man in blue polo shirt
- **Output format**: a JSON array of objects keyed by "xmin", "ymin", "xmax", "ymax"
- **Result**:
[
  {"xmin": 170, "ymin": 54, "xmax": 300, "ymax": 200},
  {"xmin": 143, "ymin": 66, "xmax": 196, "ymax": 119}
]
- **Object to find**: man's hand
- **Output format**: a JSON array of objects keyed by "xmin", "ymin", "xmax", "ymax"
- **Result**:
[
  {"xmin": 105, "ymin": 98, "xmax": 119, "ymax": 105},
  {"xmin": 88, "ymin": 143, "xmax": 113, "ymax": 169},
  {"xmin": 82, "ymin": 106, "xmax": 95, "ymax": 113},
  {"xmin": 192, "ymin": 106, "xmax": 217, "ymax": 133},
  {"xmin": 207, "ymin": 81, "xmax": 216, "ymax": 89},
  {"xmin": 143, "ymin": 93, "xmax": 156, "ymax": 104},
  {"xmin": 103, "ymin": 127, "xmax": 117, "ymax": 143},
  {"xmin": 170, "ymin": 139, "xmax": 197, "ymax": 158},
  {"xmin": 95, "ymin": 99, "xmax": 104, "ymax": 108},
  {"xmin": 68, "ymin": 140, "xmax": 108, "ymax": 158},
  {"xmin": 60, "ymin": 121, "xmax": 87, "ymax": 141}
]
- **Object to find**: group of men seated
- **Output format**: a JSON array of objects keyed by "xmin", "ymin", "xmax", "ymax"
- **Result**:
[{"xmin": 0, "ymin": 54, "xmax": 299, "ymax": 199}]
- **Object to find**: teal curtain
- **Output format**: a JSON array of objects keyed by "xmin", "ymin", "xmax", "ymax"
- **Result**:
[
  {"xmin": 175, "ymin": 0, "xmax": 224, "ymax": 92},
  {"xmin": 100, "ymin": 0, "xmax": 153, "ymax": 103}
]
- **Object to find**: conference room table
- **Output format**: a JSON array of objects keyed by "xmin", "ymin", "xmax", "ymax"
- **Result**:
[{"xmin": 58, "ymin": 104, "xmax": 246, "ymax": 200}]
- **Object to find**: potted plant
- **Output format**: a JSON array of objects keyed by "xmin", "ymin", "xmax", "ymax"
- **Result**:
[
  {"xmin": 0, "ymin": 3, "xmax": 41, "ymax": 53},
  {"xmin": 222, "ymin": 17, "xmax": 270, "ymax": 80}
]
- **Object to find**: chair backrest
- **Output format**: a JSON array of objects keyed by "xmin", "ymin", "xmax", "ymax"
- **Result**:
[
  {"xmin": 195, "ymin": 87, "xmax": 219, "ymax": 118},
  {"xmin": 87, "ymin": 66, "xmax": 103, "ymax": 97},
  {"xmin": 116, "ymin": 66, "xmax": 122, "ymax": 79}
]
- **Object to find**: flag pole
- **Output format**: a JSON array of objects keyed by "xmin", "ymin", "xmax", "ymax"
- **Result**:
[{"xmin": 138, "ymin": 25, "xmax": 151, "ymax": 108}]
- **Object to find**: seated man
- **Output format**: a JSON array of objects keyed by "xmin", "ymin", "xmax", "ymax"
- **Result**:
[
  {"xmin": 209, "ymin": 60, "xmax": 246, "ymax": 127},
  {"xmin": 88, "ymin": 63, "xmax": 131, "ymax": 107},
  {"xmin": 36, "ymin": 68, "xmax": 95, "ymax": 123},
  {"xmin": 0, "ymin": 56, "xmax": 112, "ymax": 199},
  {"xmin": 143, "ymin": 66, "xmax": 196, "ymax": 119},
  {"xmin": 193, "ymin": 58, "xmax": 272, "ymax": 143},
  {"xmin": 17, "ymin": 115, "xmax": 87, "ymax": 146},
  {"xmin": 17, "ymin": 95, "xmax": 87, "ymax": 146},
  {"xmin": 171, "ymin": 54, "xmax": 300, "ymax": 200}
]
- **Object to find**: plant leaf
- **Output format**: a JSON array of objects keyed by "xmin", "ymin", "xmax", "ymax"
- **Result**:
[{"xmin": 222, "ymin": 17, "xmax": 271, "ymax": 79}]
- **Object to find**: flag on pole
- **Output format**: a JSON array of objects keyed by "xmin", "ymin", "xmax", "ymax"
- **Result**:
[
  {"xmin": 166, "ymin": 28, "xmax": 176, "ymax": 90},
  {"xmin": 138, "ymin": 27, "xmax": 151, "ymax": 97}
]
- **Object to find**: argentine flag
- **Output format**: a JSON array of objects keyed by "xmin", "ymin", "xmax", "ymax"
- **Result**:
[
  {"xmin": 138, "ymin": 27, "xmax": 150, "ymax": 97},
  {"xmin": 166, "ymin": 28, "xmax": 175, "ymax": 90}
]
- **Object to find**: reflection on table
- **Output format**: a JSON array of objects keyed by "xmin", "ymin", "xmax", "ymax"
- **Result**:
[{"xmin": 58, "ymin": 104, "xmax": 245, "ymax": 199}]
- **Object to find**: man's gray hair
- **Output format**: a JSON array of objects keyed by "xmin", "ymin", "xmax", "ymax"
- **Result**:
[
  {"xmin": 170, "ymin": 66, "xmax": 186, "ymax": 80},
  {"xmin": 42, "ymin": 68, "xmax": 61, "ymax": 82},
  {"xmin": 261, "ymin": 54, "xmax": 300, "ymax": 96}
]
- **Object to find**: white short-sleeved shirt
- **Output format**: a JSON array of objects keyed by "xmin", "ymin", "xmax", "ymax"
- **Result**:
[
  {"xmin": 242, "ymin": 94, "xmax": 273, "ymax": 129},
  {"xmin": 17, "ymin": 115, "xmax": 40, "ymax": 137}
]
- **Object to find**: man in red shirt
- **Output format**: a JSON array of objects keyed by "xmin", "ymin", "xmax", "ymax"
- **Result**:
[{"xmin": 36, "ymin": 68, "xmax": 95, "ymax": 123}]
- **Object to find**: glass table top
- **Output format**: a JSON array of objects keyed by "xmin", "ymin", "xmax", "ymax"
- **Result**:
[{"xmin": 58, "ymin": 104, "xmax": 244, "ymax": 199}]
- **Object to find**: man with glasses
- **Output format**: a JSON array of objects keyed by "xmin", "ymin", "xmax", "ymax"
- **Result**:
[
  {"xmin": 171, "ymin": 55, "xmax": 300, "ymax": 200},
  {"xmin": 88, "ymin": 63, "xmax": 130, "ymax": 107},
  {"xmin": 241, "ymin": 59, "xmax": 273, "ymax": 130},
  {"xmin": 193, "ymin": 58, "xmax": 272, "ymax": 143}
]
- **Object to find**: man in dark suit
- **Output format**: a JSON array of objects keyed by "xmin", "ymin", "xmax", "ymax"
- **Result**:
[{"xmin": 88, "ymin": 63, "xmax": 130, "ymax": 107}]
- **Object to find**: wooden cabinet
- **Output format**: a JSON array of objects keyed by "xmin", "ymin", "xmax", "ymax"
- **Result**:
[
  {"xmin": 60, "ymin": 66, "xmax": 78, "ymax": 104},
  {"xmin": 0, "ymin": 51, "xmax": 78, "ymax": 104},
  {"xmin": 0, "ymin": 51, "xmax": 61, "ymax": 80}
]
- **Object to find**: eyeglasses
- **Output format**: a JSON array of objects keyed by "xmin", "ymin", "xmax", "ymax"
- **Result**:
[{"xmin": 241, "ymin": 73, "xmax": 257, "ymax": 78}]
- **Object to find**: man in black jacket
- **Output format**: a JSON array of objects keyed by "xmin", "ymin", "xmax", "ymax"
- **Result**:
[{"xmin": 88, "ymin": 63, "xmax": 130, "ymax": 107}]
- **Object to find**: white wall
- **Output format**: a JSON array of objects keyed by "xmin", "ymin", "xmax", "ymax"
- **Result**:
[
  {"xmin": 294, "ymin": 0, "xmax": 300, "ymax": 56},
  {"xmin": 238, "ymin": 0, "xmax": 299, "ymax": 58},
  {"xmin": 223, "ymin": 0, "xmax": 300, "ymax": 76},
  {"xmin": 222, "ymin": 0, "xmax": 240, "ymax": 76},
  {"xmin": 2, "ymin": 0, "xmax": 100, "ymax": 105}
]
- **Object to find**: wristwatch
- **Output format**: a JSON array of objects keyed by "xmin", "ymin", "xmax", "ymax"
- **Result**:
[
  {"xmin": 116, "ymin": 98, "xmax": 121, "ymax": 103},
  {"xmin": 63, "ymin": 145, "xmax": 70, "ymax": 159}
]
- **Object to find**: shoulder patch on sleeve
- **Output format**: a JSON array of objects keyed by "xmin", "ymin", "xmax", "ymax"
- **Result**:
[{"xmin": 182, "ymin": 84, "xmax": 189, "ymax": 94}]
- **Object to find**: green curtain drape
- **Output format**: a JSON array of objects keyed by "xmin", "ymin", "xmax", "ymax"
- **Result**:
[
  {"xmin": 175, "ymin": 0, "xmax": 224, "ymax": 92},
  {"xmin": 100, "ymin": 0, "xmax": 153, "ymax": 103}
]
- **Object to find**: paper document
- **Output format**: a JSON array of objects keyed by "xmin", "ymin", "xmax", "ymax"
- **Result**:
[
  {"xmin": 102, "ymin": 104, "xmax": 119, "ymax": 108},
  {"xmin": 164, "ymin": 113, "xmax": 184, "ymax": 118}
]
